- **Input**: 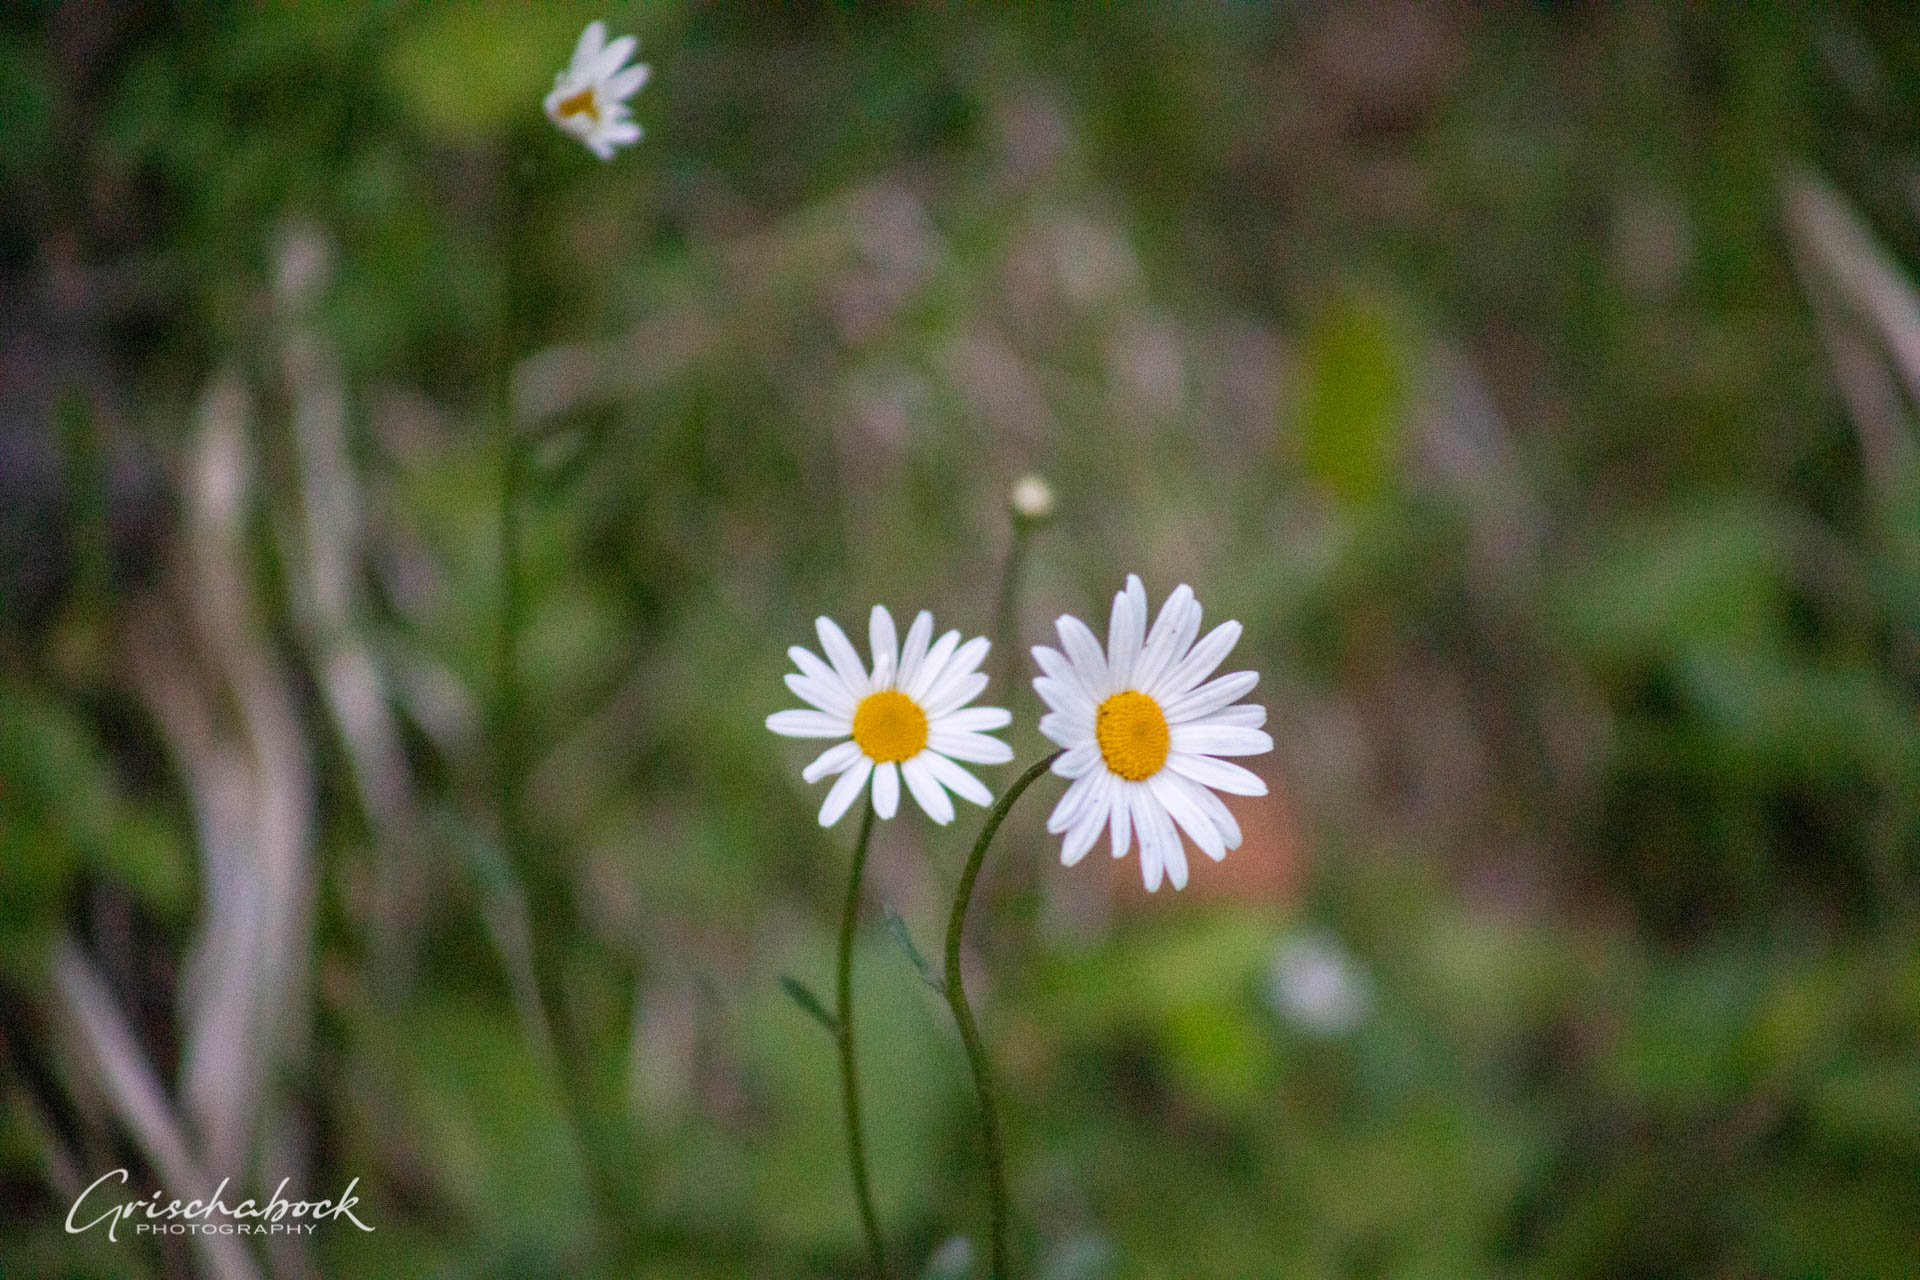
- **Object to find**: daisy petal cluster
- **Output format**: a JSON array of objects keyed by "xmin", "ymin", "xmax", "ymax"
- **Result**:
[
  {"xmin": 769, "ymin": 607, "xmax": 1014, "ymax": 827},
  {"xmin": 545, "ymin": 21, "xmax": 649, "ymax": 160},
  {"xmin": 1033, "ymin": 575, "xmax": 1272, "ymax": 891}
]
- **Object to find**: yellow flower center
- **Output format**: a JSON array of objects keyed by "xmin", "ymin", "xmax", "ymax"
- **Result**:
[
  {"xmin": 1096, "ymin": 690, "xmax": 1169, "ymax": 781},
  {"xmin": 851, "ymin": 689, "xmax": 928, "ymax": 764},
  {"xmin": 555, "ymin": 86, "xmax": 599, "ymax": 123}
]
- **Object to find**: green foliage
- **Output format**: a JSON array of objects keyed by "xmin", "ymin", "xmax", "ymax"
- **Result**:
[
  {"xmin": 1, "ymin": 4, "xmax": 1917, "ymax": 1278},
  {"xmin": 1296, "ymin": 294, "xmax": 1411, "ymax": 507}
]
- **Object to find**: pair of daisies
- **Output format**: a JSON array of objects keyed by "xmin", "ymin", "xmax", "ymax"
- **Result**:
[
  {"xmin": 768, "ymin": 578, "xmax": 1272, "ymax": 892},
  {"xmin": 549, "ymin": 28, "xmax": 1277, "ymax": 892}
]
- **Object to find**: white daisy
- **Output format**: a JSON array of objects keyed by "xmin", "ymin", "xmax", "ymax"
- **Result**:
[
  {"xmin": 545, "ymin": 21, "xmax": 649, "ymax": 161},
  {"xmin": 1032, "ymin": 575, "xmax": 1272, "ymax": 891},
  {"xmin": 769, "ymin": 607, "xmax": 1014, "ymax": 827}
]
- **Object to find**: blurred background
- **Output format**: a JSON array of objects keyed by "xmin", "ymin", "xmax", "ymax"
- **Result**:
[{"xmin": 3, "ymin": 4, "xmax": 1918, "ymax": 1277}]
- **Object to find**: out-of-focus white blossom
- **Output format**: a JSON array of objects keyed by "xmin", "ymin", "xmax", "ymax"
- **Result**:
[
  {"xmin": 545, "ymin": 21, "xmax": 648, "ymax": 161},
  {"xmin": 1265, "ymin": 931, "xmax": 1372, "ymax": 1037}
]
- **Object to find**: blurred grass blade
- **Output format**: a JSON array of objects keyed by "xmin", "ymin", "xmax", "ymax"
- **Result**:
[
  {"xmin": 1780, "ymin": 167, "xmax": 1920, "ymax": 601},
  {"xmin": 777, "ymin": 974, "xmax": 837, "ymax": 1033},
  {"xmin": 53, "ymin": 937, "xmax": 264, "ymax": 1280},
  {"xmin": 884, "ymin": 906, "xmax": 947, "ymax": 995},
  {"xmin": 1781, "ymin": 169, "xmax": 1920, "ymax": 407}
]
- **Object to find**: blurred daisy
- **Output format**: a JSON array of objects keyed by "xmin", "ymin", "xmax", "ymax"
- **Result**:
[
  {"xmin": 1032, "ymin": 575, "xmax": 1271, "ymax": 891},
  {"xmin": 769, "ymin": 607, "xmax": 1013, "ymax": 827},
  {"xmin": 545, "ymin": 20, "xmax": 648, "ymax": 160}
]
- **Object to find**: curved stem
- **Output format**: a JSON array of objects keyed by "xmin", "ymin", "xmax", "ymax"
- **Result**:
[
  {"xmin": 944, "ymin": 751, "xmax": 1061, "ymax": 1280},
  {"xmin": 838, "ymin": 798, "xmax": 887, "ymax": 1278}
]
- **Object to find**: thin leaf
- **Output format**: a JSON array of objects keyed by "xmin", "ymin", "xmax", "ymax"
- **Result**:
[
  {"xmin": 884, "ymin": 906, "xmax": 946, "ymax": 996},
  {"xmin": 778, "ymin": 974, "xmax": 837, "ymax": 1034}
]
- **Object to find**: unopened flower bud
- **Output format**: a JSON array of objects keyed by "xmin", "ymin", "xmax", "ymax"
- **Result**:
[{"xmin": 1009, "ymin": 473, "xmax": 1055, "ymax": 523}]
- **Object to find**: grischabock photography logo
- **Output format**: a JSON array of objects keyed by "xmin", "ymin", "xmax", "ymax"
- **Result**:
[{"xmin": 65, "ymin": 1169, "xmax": 373, "ymax": 1242}]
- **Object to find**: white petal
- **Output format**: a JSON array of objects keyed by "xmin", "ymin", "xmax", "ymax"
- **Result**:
[
  {"xmin": 587, "ymin": 134, "xmax": 616, "ymax": 161},
  {"xmin": 1055, "ymin": 615, "xmax": 1112, "ymax": 698},
  {"xmin": 1109, "ymin": 781, "xmax": 1134, "ymax": 859},
  {"xmin": 1038, "ymin": 709, "xmax": 1094, "ymax": 748},
  {"xmin": 786, "ymin": 672, "xmax": 856, "ymax": 718},
  {"xmin": 788, "ymin": 645, "xmax": 853, "ymax": 701},
  {"xmin": 1163, "ymin": 670, "xmax": 1258, "ymax": 724},
  {"xmin": 1150, "ymin": 771, "xmax": 1225, "ymax": 863},
  {"xmin": 1208, "ymin": 703, "xmax": 1267, "ymax": 730},
  {"xmin": 601, "ymin": 120, "xmax": 642, "ymax": 145},
  {"xmin": 869, "ymin": 606, "xmax": 899, "ymax": 688},
  {"xmin": 925, "ymin": 629, "xmax": 990, "ymax": 690},
  {"xmin": 922, "ymin": 670, "xmax": 989, "ymax": 719},
  {"xmin": 1132, "ymin": 786, "xmax": 1166, "ymax": 892},
  {"xmin": 816, "ymin": 617, "xmax": 871, "ymax": 698},
  {"xmin": 872, "ymin": 761, "xmax": 900, "ymax": 819},
  {"xmin": 1165, "ymin": 752, "xmax": 1268, "ymax": 796},
  {"xmin": 920, "ymin": 637, "xmax": 989, "ymax": 708},
  {"xmin": 767, "ymin": 709, "xmax": 851, "ymax": 738},
  {"xmin": 896, "ymin": 610, "xmax": 935, "ymax": 690},
  {"xmin": 1046, "ymin": 772, "xmax": 1102, "ymax": 834},
  {"xmin": 818, "ymin": 757, "xmax": 872, "ymax": 826},
  {"xmin": 1150, "ymin": 620, "xmax": 1242, "ymax": 701},
  {"xmin": 1181, "ymin": 775, "xmax": 1243, "ymax": 851},
  {"xmin": 926, "ymin": 727, "xmax": 1013, "ymax": 764},
  {"xmin": 918, "ymin": 751, "xmax": 993, "ymax": 808},
  {"xmin": 932, "ymin": 706, "xmax": 1011, "ymax": 734},
  {"xmin": 1051, "ymin": 740, "xmax": 1101, "ymax": 777},
  {"xmin": 900, "ymin": 755, "xmax": 954, "ymax": 824},
  {"xmin": 906, "ymin": 630, "xmax": 961, "ymax": 700},
  {"xmin": 1143, "ymin": 786, "xmax": 1185, "ymax": 890},
  {"xmin": 1031, "ymin": 644, "xmax": 1093, "ymax": 696},
  {"xmin": 1132, "ymin": 584, "xmax": 1198, "ymax": 694},
  {"xmin": 571, "ymin": 21, "xmax": 606, "ymax": 73},
  {"xmin": 1161, "ymin": 827, "xmax": 1189, "ymax": 890},
  {"xmin": 605, "ymin": 63, "xmax": 650, "ymax": 101},
  {"xmin": 1107, "ymin": 578, "xmax": 1144, "ymax": 689},
  {"xmin": 803, "ymin": 740, "xmax": 863, "ymax": 784},
  {"xmin": 1033, "ymin": 675, "xmax": 1096, "ymax": 722},
  {"xmin": 1061, "ymin": 775, "xmax": 1109, "ymax": 867},
  {"xmin": 1169, "ymin": 723, "xmax": 1272, "ymax": 757},
  {"xmin": 593, "ymin": 34, "xmax": 638, "ymax": 81}
]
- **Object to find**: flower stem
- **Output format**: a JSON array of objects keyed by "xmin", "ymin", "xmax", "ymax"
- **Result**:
[
  {"xmin": 989, "ymin": 521, "xmax": 1031, "ymax": 696},
  {"xmin": 489, "ymin": 144, "xmax": 626, "ymax": 1267},
  {"xmin": 944, "ymin": 751, "xmax": 1061, "ymax": 1280},
  {"xmin": 838, "ymin": 797, "xmax": 887, "ymax": 1278}
]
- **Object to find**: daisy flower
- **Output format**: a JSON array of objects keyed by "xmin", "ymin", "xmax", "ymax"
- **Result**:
[
  {"xmin": 1032, "ymin": 575, "xmax": 1272, "ymax": 891},
  {"xmin": 769, "ymin": 607, "xmax": 1014, "ymax": 827},
  {"xmin": 545, "ymin": 21, "xmax": 649, "ymax": 161}
]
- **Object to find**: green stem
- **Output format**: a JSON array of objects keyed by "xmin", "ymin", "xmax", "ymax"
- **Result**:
[
  {"xmin": 989, "ymin": 522, "xmax": 1030, "ymax": 696},
  {"xmin": 493, "ymin": 145, "xmax": 528, "ymax": 862},
  {"xmin": 497, "ymin": 430, "xmax": 523, "ymax": 842},
  {"xmin": 489, "ymin": 145, "xmax": 626, "ymax": 1266},
  {"xmin": 944, "ymin": 751, "xmax": 1061, "ymax": 1280},
  {"xmin": 838, "ymin": 798, "xmax": 887, "ymax": 1278}
]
